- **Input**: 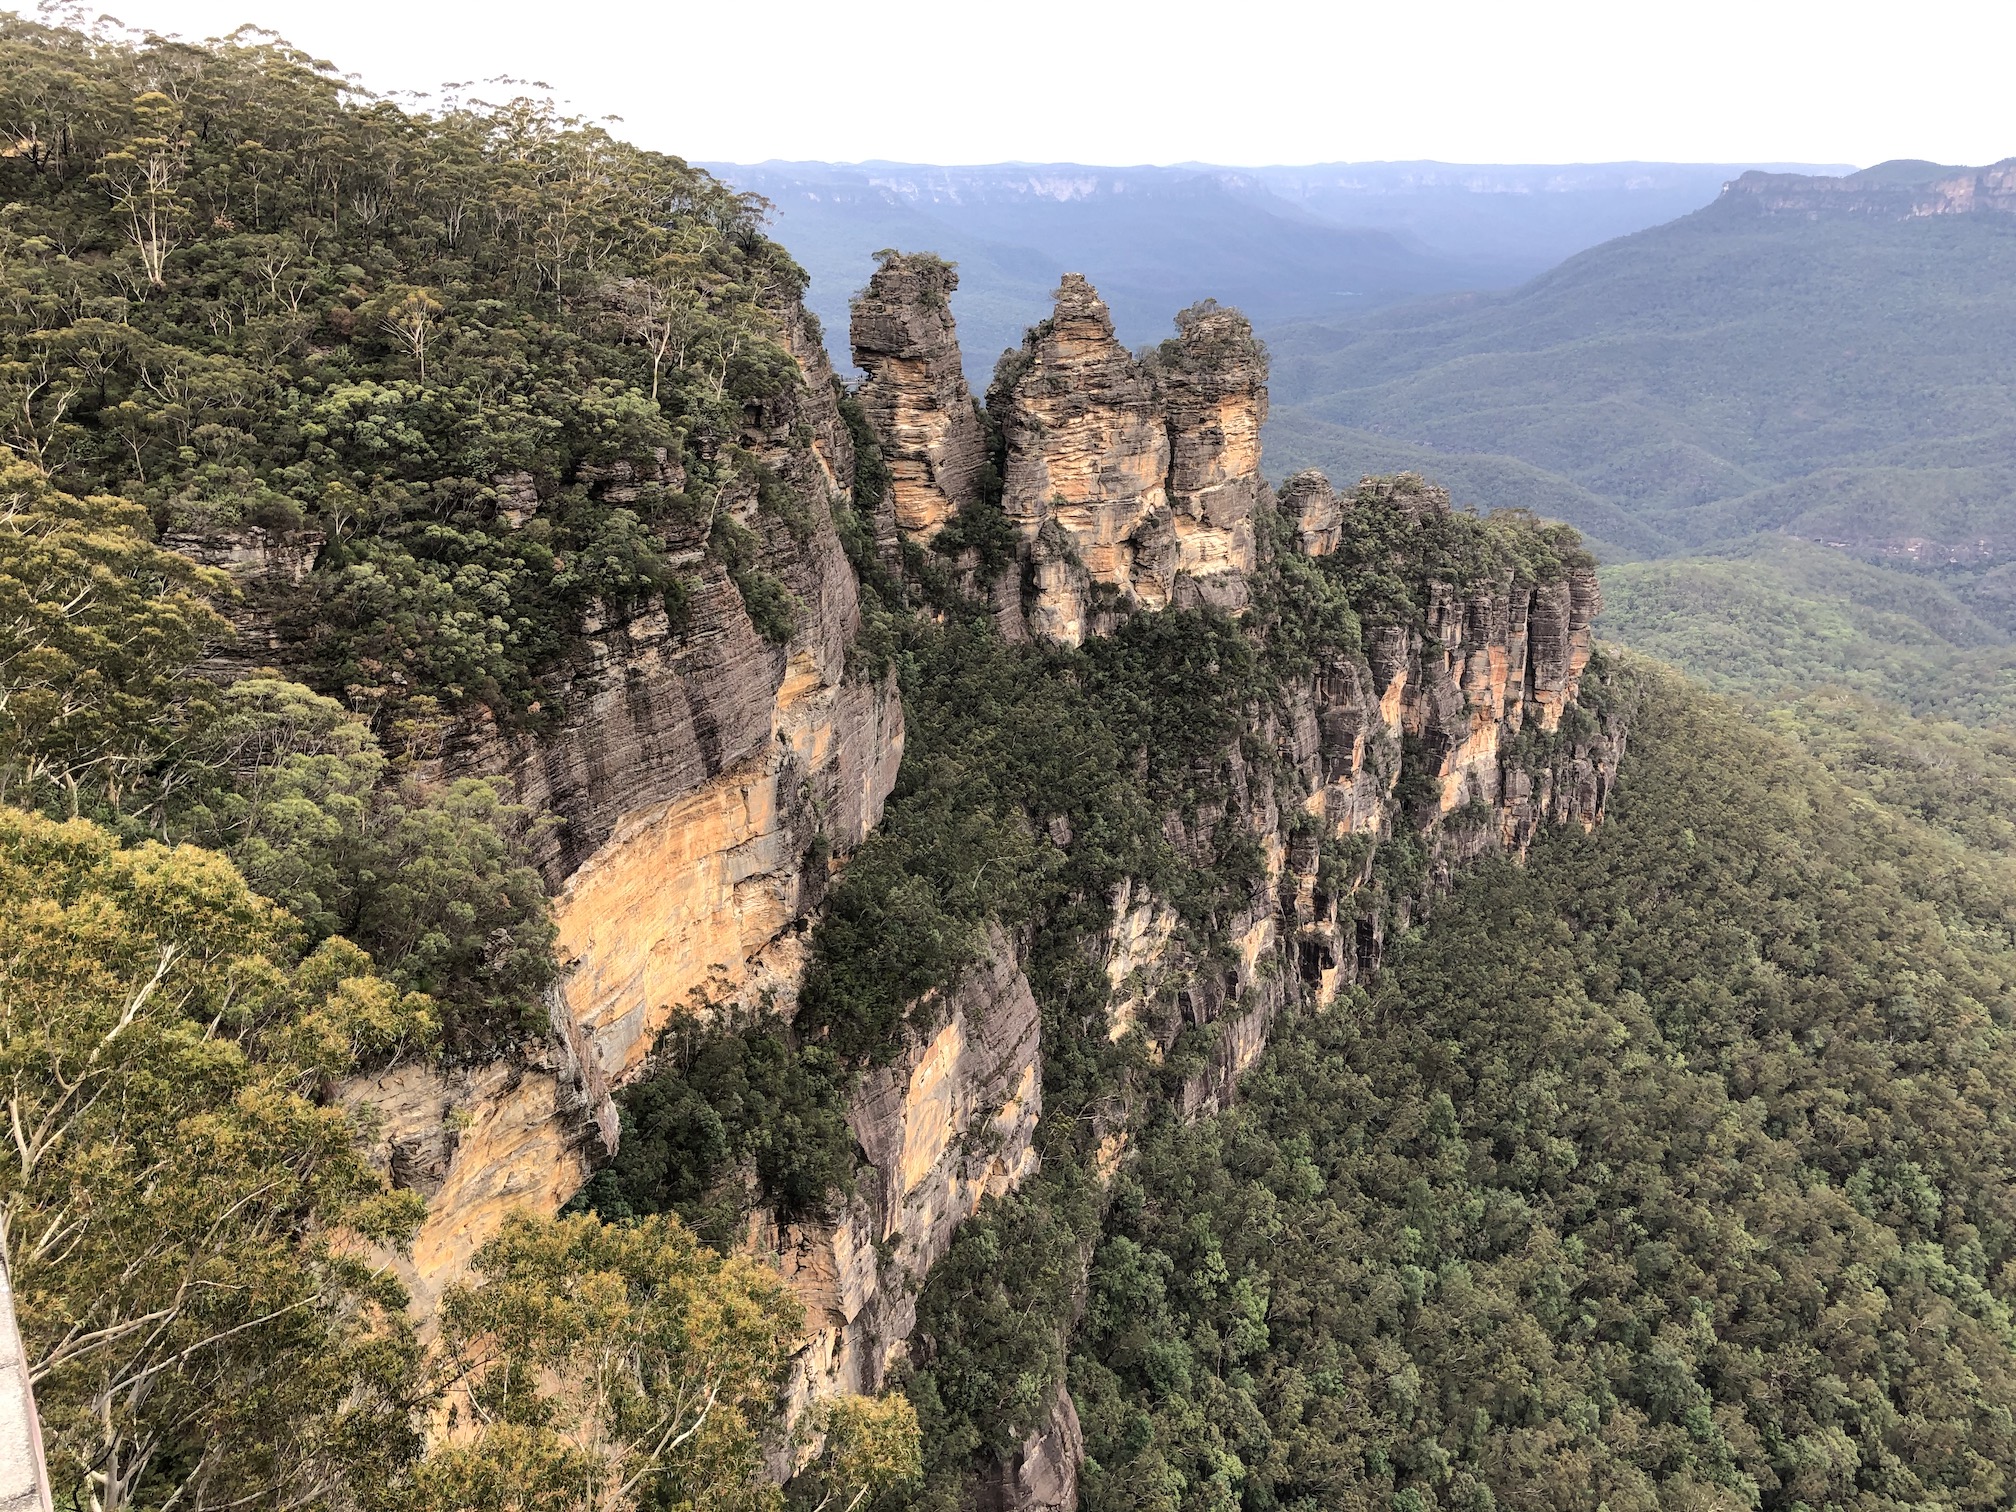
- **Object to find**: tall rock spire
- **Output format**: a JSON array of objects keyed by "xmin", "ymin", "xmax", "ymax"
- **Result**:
[{"xmin": 849, "ymin": 252, "xmax": 987, "ymax": 546}]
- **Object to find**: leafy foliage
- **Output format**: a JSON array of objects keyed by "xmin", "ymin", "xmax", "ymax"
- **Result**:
[
  {"xmin": 1599, "ymin": 535, "xmax": 2016, "ymax": 726},
  {"xmin": 421, "ymin": 1211, "xmax": 800, "ymax": 1512},
  {"xmin": 570, "ymin": 1015, "xmax": 857, "ymax": 1244},
  {"xmin": 0, "ymin": 21, "xmax": 849, "ymax": 1509},
  {"xmin": 175, "ymin": 677, "xmax": 557, "ymax": 1057},
  {"xmin": 1071, "ymin": 671, "xmax": 2016, "ymax": 1512},
  {"xmin": 0, "ymin": 803, "xmax": 433, "ymax": 1509},
  {"xmin": 0, "ymin": 461, "xmax": 230, "ymax": 812},
  {"xmin": 0, "ymin": 14, "xmax": 816, "ymax": 721}
]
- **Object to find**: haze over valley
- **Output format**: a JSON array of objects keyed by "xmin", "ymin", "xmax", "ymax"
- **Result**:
[{"xmin": 708, "ymin": 158, "xmax": 1844, "ymax": 384}]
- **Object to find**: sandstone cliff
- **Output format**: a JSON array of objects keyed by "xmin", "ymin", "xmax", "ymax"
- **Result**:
[
  {"xmin": 1720, "ymin": 158, "xmax": 2016, "ymax": 220},
  {"xmin": 851, "ymin": 252, "xmax": 988, "ymax": 548},
  {"xmin": 832, "ymin": 270, "xmax": 1623, "ymax": 1505},
  {"xmin": 181, "ymin": 240, "xmax": 1625, "ymax": 1510},
  {"xmin": 982, "ymin": 275, "xmax": 1264, "ymax": 645},
  {"xmin": 334, "ymin": 294, "xmax": 907, "ymax": 1311},
  {"xmin": 765, "ymin": 926, "xmax": 1042, "ymax": 1473}
]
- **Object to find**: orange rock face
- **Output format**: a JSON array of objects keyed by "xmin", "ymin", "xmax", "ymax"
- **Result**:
[{"xmin": 984, "ymin": 276, "xmax": 1265, "ymax": 644}]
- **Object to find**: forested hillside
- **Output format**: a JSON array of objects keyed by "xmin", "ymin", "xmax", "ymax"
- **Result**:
[
  {"xmin": 8, "ymin": 15, "xmax": 2016, "ymax": 1512},
  {"xmin": 0, "ymin": 16, "xmax": 913, "ymax": 1509},
  {"xmin": 1266, "ymin": 186, "xmax": 2016, "ymax": 572},
  {"xmin": 1072, "ymin": 673, "xmax": 2016, "ymax": 1511}
]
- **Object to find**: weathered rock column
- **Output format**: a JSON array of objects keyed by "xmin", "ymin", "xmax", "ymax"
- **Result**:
[{"xmin": 850, "ymin": 252, "xmax": 987, "ymax": 547}]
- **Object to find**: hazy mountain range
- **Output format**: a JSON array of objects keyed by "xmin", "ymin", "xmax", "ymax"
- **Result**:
[{"xmin": 705, "ymin": 159, "xmax": 1843, "ymax": 383}]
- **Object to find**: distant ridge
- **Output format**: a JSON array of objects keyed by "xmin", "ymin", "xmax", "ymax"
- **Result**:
[
  {"xmin": 1720, "ymin": 159, "xmax": 2016, "ymax": 219},
  {"xmin": 707, "ymin": 158, "xmax": 1841, "ymax": 383}
]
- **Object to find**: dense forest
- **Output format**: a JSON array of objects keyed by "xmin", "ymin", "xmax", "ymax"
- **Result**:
[
  {"xmin": 1070, "ymin": 675, "xmax": 2016, "ymax": 1510},
  {"xmin": 7, "ymin": 13, "xmax": 2016, "ymax": 1512}
]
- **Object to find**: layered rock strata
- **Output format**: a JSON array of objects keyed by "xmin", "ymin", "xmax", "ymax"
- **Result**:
[
  {"xmin": 1722, "ymin": 159, "xmax": 2016, "ymax": 220},
  {"xmin": 161, "ymin": 523, "xmax": 325, "ymax": 678},
  {"xmin": 973, "ymin": 275, "xmax": 1263, "ymax": 645},
  {"xmin": 969, "ymin": 498, "xmax": 1621, "ymax": 1498},
  {"xmin": 335, "ymin": 298, "xmax": 907, "ymax": 1309},
  {"xmin": 763, "ymin": 927, "xmax": 1043, "ymax": 1471},
  {"xmin": 1278, "ymin": 468, "xmax": 1343, "ymax": 557},
  {"xmin": 836, "ymin": 265, "xmax": 1619, "ymax": 1503},
  {"xmin": 851, "ymin": 252, "xmax": 988, "ymax": 547}
]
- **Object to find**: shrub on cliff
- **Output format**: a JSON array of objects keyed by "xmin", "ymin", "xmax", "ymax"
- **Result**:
[{"xmin": 0, "ymin": 454, "xmax": 558, "ymax": 1053}]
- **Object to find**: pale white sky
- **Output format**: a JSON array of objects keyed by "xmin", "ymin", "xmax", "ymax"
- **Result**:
[{"xmin": 104, "ymin": 0, "xmax": 2015, "ymax": 168}]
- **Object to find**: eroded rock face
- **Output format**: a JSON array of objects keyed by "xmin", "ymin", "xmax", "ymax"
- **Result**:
[
  {"xmin": 340, "ymin": 295, "xmax": 907, "ymax": 1306},
  {"xmin": 1279, "ymin": 468, "xmax": 1343, "ymax": 557},
  {"xmin": 550, "ymin": 657, "xmax": 903, "ymax": 1090},
  {"xmin": 1156, "ymin": 300, "xmax": 1265, "ymax": 609},
  {"xmin": 1079, "ymin": 470, "xmax": 1619, "ymax": 1126},
  {"xmin": 977, "ymin": 1384, "xmax": 1083, "ymax": 1512},
  {"xmin": 344, "ymin": 1047, "xmax": 593, "ymax": 1319},
  {"xmin": 851, "ymin": 253, "xmax": 988, "ymax": 547},
  {"xmin": 765, "ymin": 928, "xmax": 1043, "ymax": 1473},
  {"xmin": 161, "ymin": 524, "xmax": 324, "ymax": 678},
  {"xmin": 986, "ymin": 275, "xmax": 1264, "ymax": 645}
]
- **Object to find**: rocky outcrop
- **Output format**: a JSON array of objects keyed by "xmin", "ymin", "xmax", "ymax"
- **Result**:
[
  {"xmin": 1155, "ymin": 300, "xmax": 1266, "ymax": 602},
  {"xmin": 343, "ymin": 1030, "xmax": 602, "ymax": 1317},
  {"xmin": 161, "ymin": 523, "xmax": 324, "ymax": 678},
  {"xmin": 978, "ymin": 1385, "xmax": 1083, "ymax": 1512},
  {"xmin": 444, "ymin": 351, "xmax": 880, "ymax": 888},
  {"xmin": 1279, "ymin": 469, "xmax": 1343, "ymax": 557},
  {"xmin": 1084, "ymin": 471, "xmax": 1619, "ymax": 1120},
  {"xmin": 851, "ymin": 252, "xmax": 988, "ymax": 547},
  {"xmin": 1720, "ymin": 159, "xmax": 2016, "ymax": 220},
  {"xmin": 550, "ymin": 655, "xmax": 902, "ymax": 1090},
  {"xmin": 826, "ymin": 272, "xmax": 1623, "ymax": 1509},
  {"xmin": 764, "ymin": 928, "xmax": 1043, "ymax": 1471},
  {"xmin": 984, "ymin": 275, "xmax": 1264, "ymax": 645}
]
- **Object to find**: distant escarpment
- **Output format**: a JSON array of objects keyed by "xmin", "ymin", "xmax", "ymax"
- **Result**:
[{"xmin": 1720, "ymin": 158, "xmax": 2016, "ymax": 220}]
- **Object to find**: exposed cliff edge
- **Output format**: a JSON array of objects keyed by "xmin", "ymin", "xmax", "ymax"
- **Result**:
[
  {"xmin": 332, "ymin": 296, "xmax": 907, "ymax": 1312},
  {"xmin": 764, "ymin": 925, "xmax": 1042, "ymax": 1473},
  {"xmin": 1719, "ymin": 158, "xmax": 2016, "ymax": 220}
]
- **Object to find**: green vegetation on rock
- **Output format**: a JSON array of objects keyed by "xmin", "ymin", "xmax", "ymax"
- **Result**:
[
  {"xmin": 0, "ymin": 17, "xmax": 864, "ymax": 1508},
  {"xmin": 0, "ymin": 12, "xmax": 814, "ymax": 723},
  {"xmin": 1072, "ymin": 671, "xmax": 2016, "ymax": 1511}
]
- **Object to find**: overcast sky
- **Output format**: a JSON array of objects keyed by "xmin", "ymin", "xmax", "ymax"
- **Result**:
[{"xmin": 107, "ymin": 0, "xmax": 2014, "ymax": 168}]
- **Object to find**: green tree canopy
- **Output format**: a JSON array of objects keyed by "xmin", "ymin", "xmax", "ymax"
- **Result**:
[{"xmin": 0, "ymin": 802, "xmax": 434, "ymax": 1509}]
